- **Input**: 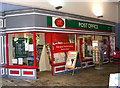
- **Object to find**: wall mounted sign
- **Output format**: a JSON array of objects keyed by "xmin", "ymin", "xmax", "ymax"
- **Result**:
[
  {"xmin": 66, "ymin": 20, "xmax": 112, "ymax": 31},
  {"xmin": 52, "ymin": 17, "xmax": 65, "ymax": 28},
  {"xmin": 47, "ymin": 16, "xmax": 112, "ymax": 32},
  {"xmin": 52, "ymin": 43, "xmax": 75, "ymax": 53},
  {"xmin": 55, "ymin": 18, "xmax": 64, "ymax": 27}
]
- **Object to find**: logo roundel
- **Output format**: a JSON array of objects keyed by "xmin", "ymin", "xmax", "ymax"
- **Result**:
[{"xmin": 55, "ymin": 18, "xmax": 64, "ymax": 27}]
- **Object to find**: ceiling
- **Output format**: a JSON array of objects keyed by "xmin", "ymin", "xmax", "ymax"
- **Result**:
[
  {"xmin": 1, "ymin": 0, "xmax": 119, "ymax": 10},
  {"xmin": 1, "ymin": 0, "xmax": 119, "ymax": 22}
]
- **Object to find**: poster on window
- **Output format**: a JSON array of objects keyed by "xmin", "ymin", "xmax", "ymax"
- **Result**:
[
  {"xmin": 53, "ymin": 43, "xmax": 75, "ymax": 53},
  {"xmin": 53, "ymin": 52, "xmax": 66, "ymax": 63},
  {"xmin": 14, "ymin": 38, "xmax": 27, "ymax": 58}
]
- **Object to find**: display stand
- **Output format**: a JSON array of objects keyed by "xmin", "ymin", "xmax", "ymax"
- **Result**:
[{"xmin": 92, "ymin": 40, "xmax": 104, "ymax": 70}]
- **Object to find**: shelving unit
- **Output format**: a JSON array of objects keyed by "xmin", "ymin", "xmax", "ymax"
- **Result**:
[{"xmin": 92, "ymin": 40, "xmax": 103, "ymax": 70}]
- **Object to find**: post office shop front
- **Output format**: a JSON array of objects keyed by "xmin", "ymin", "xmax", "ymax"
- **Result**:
[{"xmin": 3, "ymin": 9, "xmax": 116, "ymax": 79}]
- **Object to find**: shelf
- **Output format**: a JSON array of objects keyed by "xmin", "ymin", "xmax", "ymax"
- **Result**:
[{"xmin": 37, "ymin": 45, "xmax": 43, "ymax": 49}]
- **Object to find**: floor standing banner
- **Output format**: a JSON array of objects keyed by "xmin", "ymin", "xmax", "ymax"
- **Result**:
[{"xmin": 39, "ymin": 45, "xmax": 51, "ymax": 71}]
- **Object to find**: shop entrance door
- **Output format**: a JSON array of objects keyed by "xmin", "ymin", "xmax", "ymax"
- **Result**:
[
  {"xmin": 78, "ymin": 35, "xmax": 93, "ymax": 62},
  {"xmin": 36, "ymin": 33, "xmax": 51, "ymax": 72},
  {"xmin": 78, "ymin": 38, "xmax": 83, "ymax": 61}
]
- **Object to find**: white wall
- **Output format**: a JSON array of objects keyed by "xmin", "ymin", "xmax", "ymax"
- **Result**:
[
  {"xmin": 102, "ymin": 2, "xmax": 118, "ymax": 23},
  {"xmin": 62, "ymin": 2, "xmax": 118, "ymax": 22}
]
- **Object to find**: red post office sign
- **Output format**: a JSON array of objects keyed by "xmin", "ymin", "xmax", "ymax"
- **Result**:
[
  {"xmin": 53, "ymin": 43, "xmax": 75, "ymax": 53},
  {"xmin": 52, "ymin": 17, "xmax": 65, "ymax": 28}
]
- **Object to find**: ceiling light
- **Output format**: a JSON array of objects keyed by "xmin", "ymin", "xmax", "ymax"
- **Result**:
[
  {"xmin": 92, "ymin": 4, "xmax": 103, "ymax": 17},
  {"xmin": 48, "ymin": 0, "xmax": 64, "ymax": 9}
]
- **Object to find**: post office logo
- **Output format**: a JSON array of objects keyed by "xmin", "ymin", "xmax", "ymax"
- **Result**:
[{"xmin": 52, "ymin": 17, "xmax": 65, "ymax": 28}]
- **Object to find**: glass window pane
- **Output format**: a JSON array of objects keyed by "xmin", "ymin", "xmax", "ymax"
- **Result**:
[
  {"xmin": 52, "ymin": 33, "xmax": 75, "ymax": 64},
  {"xmin": 83, "ymin": 35, "xmax": 94, "ymax": 58},
  {"xmin": 78, "ymin": 34, "xmax": 94, "ymax": 60},
  {"xmin": 8, "ymin": 33, "xmax": 34, "ymax": 66}
]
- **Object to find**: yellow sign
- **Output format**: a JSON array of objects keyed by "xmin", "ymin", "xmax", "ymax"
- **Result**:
[{"xmin": 65, "ymin": 51, "xmax": 78, "ymax": 69}]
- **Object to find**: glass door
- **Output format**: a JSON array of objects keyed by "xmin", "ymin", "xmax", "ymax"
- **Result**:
[{"xmin": 78, "ymin": 34, "xmax": 94, "ymax": 61}]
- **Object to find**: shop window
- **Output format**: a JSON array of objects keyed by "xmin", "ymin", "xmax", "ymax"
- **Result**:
[
  {"xmin": 78, "ymin": 35, "xmax": 110, "ymax": 61},
  {"xmin": 8, "ymin": 33, "xmax": 34, "ymax": 66},
  {"xmin": 83, "ymin": 35, "xmax": 94, "ymax": 58},
  {"xmin": 68, "ymin": 34, "xmax": 75, "ymax": 43},
  {"xmin": 78, "ymin": 34, "xmax": 94, "ymax": 60},
  {"xmin": 110, "ymin": 36, "xmax": 115, "ymax": 56},
  {"xmin": 95, "ymin": 35, "xmax": 109, "ymax": 59},
  {"xmin": 95, "ymin": 35, "xmax": 109, "ymax": 51},
  {"xmin": 52, "ymin": 33, "xmax": 76, "ymax": 64},
  {"xmin": 95, "ymin": 35, "xmax": 102, "ymax": 41},
  {"xmin": 102, "ymin": 36, "xmax": 109, "ymax": 50}
]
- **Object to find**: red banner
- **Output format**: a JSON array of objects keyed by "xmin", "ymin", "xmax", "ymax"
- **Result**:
[{"xmin": 53, "ymin": 43, "xmax": 75, "ymax": 53}]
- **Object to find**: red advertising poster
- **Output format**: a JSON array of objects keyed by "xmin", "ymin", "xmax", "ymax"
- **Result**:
[{"xmin": 53, "ymin": 43, "xmax": 75, "ymax": 53}]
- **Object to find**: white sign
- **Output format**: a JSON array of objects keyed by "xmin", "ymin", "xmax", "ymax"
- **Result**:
[
  {"xmin": 0, "ymin": 19, "xmax": 3, "ymax": 28},
  {"xmin": 25, "ymin": 42, "xmax": 29, "ymax": 51},
  {"xmin": 28, "ymin": 44, "xmax": 33, "ymax": 51},
  {"xmin": 12, "ymin": 59, "xmax": 17, "ymax": 64},
  {"xmin": 109, "ymin": 73, "xmax": 120, "ymax": 88},
  {"xmin": 18, "ymin": 58, "xmax": 23, "ymax": 65}
]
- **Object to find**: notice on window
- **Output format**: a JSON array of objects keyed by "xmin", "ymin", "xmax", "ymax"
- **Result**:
[
  {"xmin": 12, "ymin": 59, "xmax": 17, "ymax": 64},
  {"xmin": 18, "ymin": 58, "xmax": 23, "ymax": 65},
  {"xmin": 53, "ymin": 53, "xmax": 66, "ymax": 63},
  {"xmin": 15, "ymin": 38, "xmax": 27, "ymax": 58},
  {"xmin": 25, "ymin": 42, "xmax": 29, "ymax": 51},
  {"xmin": 29, "ymin": 44, "xmax": 34, "ymax": 51},
  {"xmin": 109, "ymin": 73, "xmax": 120, "ymax": 88}
]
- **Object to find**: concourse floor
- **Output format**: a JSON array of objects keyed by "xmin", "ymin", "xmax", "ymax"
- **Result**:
[{"xmin": 2, "ymin": 63, "xmax": 120, "ymax": 87}]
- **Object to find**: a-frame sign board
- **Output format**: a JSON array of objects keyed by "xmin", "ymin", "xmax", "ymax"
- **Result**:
[{"xmin": 65, "ymin": 51, "xmax": 82, "ymax": 75}]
